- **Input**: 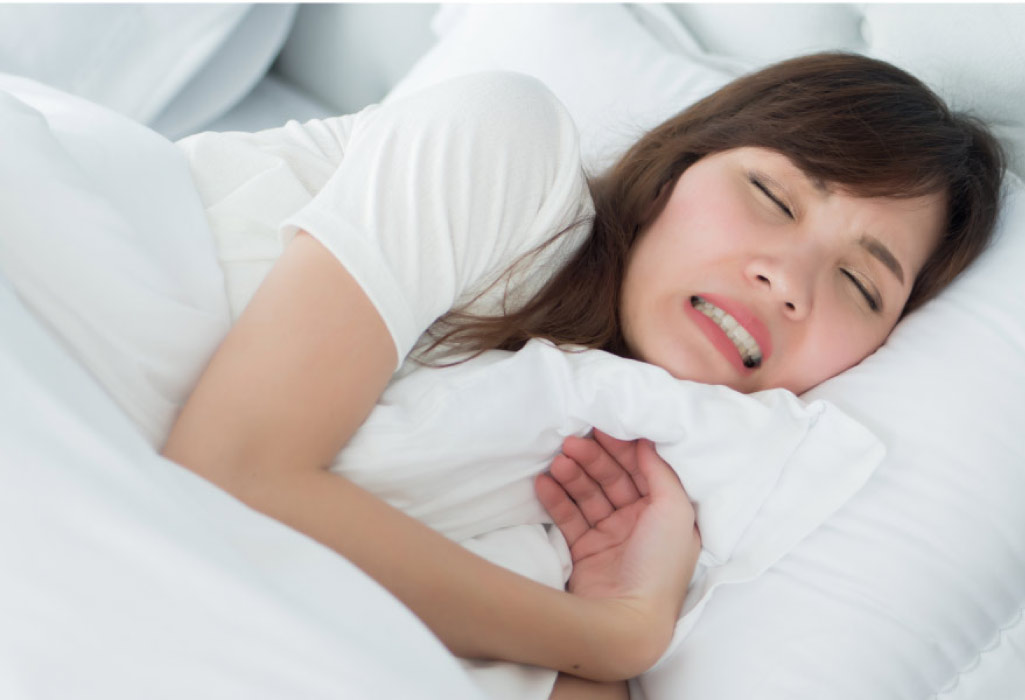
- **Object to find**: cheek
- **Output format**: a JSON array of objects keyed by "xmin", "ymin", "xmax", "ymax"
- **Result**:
[
  {"xmin": 797, "ymin": 320, "xmax": 889, "ymax": 388},
  {"xmin": 659, "ymin": 188, "xmax": 752, "ymax": 260}
]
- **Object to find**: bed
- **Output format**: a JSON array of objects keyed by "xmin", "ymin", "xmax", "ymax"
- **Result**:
[{"xmin": 2, "ymin": 4, "xmax": 1024, "ymax": 699}]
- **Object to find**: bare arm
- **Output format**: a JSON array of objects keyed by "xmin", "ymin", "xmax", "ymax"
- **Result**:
[
  {"xmin": 162, "ymin": 232, "xmax": 684, "ymax": 680},
  {"xmin": 538, "ymin": 430, "xmax": 703, "ymax": 696},
  {"xmin": 550, "ymin": 675, "xmax": 630, "ymax": 700}
]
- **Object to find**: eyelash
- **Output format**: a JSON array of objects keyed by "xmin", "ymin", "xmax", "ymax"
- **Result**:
[
  {"xmin": 749, "ymin": 175, "xmax": 794, "ymax": 219},
  {"xmin": 841, "ymin": 270, "xmax": 881, "ymax": 312},
  {"xmin": 749, "ymin": 175, "xmax": 881, "ymax": 313}
]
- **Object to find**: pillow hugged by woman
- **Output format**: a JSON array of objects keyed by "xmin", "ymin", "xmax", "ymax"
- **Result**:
[{"xmin": 165, "ymin": 53, "xmax": 1003, "ymax": 697}]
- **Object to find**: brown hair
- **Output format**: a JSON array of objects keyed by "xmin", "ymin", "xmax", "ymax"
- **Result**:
[{"xmin": 421, "ymin": 52, "xmax": 1005, "ymax": 363}]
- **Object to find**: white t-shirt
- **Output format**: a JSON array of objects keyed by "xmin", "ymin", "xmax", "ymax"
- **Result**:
[{"xmin": 177, "ymin": 72, "xmax": 594, "ymax": 373}]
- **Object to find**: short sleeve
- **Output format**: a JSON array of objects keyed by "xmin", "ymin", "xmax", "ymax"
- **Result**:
[{"xmin": 280, "ymin": 72, "xmax": 593, "ymax": 369}]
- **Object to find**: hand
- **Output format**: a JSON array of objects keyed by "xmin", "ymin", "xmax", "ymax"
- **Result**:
[{"xmin": 535, "ymin": 431, "xmax": 701, "ymax": 643}]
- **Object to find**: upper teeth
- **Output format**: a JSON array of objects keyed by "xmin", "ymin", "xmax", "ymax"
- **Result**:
[{"xmin": 691, "ymin": 296, "xmax": 763, "ymax": 368}]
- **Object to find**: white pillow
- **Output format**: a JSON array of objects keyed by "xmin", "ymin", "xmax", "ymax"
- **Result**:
[
  {"xmin": 147, "ymin": 4, "xmax": 298, "ymax": 139},
  {"xmin": 0, "ymin": 5, "xmax": 243, "ymax": 122},
  {"xmin": 862, "ymin": 4, "xmax": 1025, "ymax": 178},
  {"xmin": 0, "ymin": 74, "xmax": 231, "ymax": 446},
  {"xmin": 391, "ymin": 5, "xmax": 1025, "ymax": 698},
  {"xmin": 658, "ymin": 3, "xmax": 865, "ymax": 65},
  {"xmin": 654, "ymin": 3, "xmax": 1025, "ymax": 177},
  {"xmin": 387, "ymin": 4, "xmax": 733, "ymax": 175},
  {"xmin": 0, "ymin": 4, "xmax": 297, "ymax": 139}
]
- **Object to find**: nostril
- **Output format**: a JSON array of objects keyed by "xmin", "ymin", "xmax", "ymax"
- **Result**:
[{"xmin": 785, "ymin": 301, "xmax": 796, "ymax": 311}]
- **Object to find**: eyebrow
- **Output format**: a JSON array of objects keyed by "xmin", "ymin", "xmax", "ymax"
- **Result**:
[{"xmin": 859, "ymin": 235, "xmax": 905, "ymax": 285}]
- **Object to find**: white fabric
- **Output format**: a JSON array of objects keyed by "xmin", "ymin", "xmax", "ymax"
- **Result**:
[
  {"xmin": 0, "ymin": 4, "xmax": 299, "ymax": 140},
  {"xmin": 388, "ymin": 4, "xmax": 734, "ymax": 175},
  {"xmin": 938, "ymin": 606, "xmax": 1025, "ymax": 700},
  {"xmin": 391, "ymin": 5, "xmax": 1025, "ymax": 699},
  {"xmin": 180, "ymin": 71, "xmax": 592, "ymax": 369},
  {"xmin": 0, "ymin": 280, "xmax": 484, "ymax": 700},
  {"xmin": 652, "ymin": 4, "xmax": 866, "ymax": 66},
  {"xmin": 273, "ymin": 3, "xmax": 439, "ymax": 116},
  {"xmin": 391, "ymin": 3, "xmax": 1025, "ymax": 180},
  {"xmin": 177, "ymin": 109, "xmax": 359, "ymax": 321},
  {"xmin": 149, "ymin": 4, "xmax": 298, "ymax": 139},
  {"xmin": 0, "ymin": 73, "xmax": 231, "ymax": 447},
  {"xmin": 0, "ymin": 5, "xmax": 245, "ymax": 125},
  {"xmin": 862, "ymin": 4, "xmax": 1025, "ymax": 178},
  {"xmin": 335, "ymin": 337, "xmax": 883, "ymax": 697},
  {"xmin": 0, "ymin": 79, "xmax": 481, "ymax": 700},
  {"xmin": 339, "ymin": 338, "xmax": 883, "ymax": 573},
  {"xmin": 200, "ymin": 72, "xmax": 335, "ymax": 135},
  {"xmin": 655, "ymin": 4, "xmax": 1025, "ymax": 177}
]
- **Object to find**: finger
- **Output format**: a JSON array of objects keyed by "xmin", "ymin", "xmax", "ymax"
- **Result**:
[
  {"xmin": 635, "ymin": 440, "xmax": 688, "ymax": 507},
  {"xmin": 636, "ymin": 442, "xmax": 700, "ymax": 549},
  {"xmin": 549, "ymin": 453, "xmax": 615, "ymax": 525},
  {"xmin": 592, "ymin": 429, "xmax": 647, "ymax": 497},
  {"xmin": 591, "ymin": 429, "xmax": 637, "ymax": 468},
  {"xmin": 561, "ymin": 435, "xmax": 642, "ymax": 507},
  {"xmin": 621, "ymin": 441, "xmax": 652, "ymax": 497},
  {"xmin": 534, "ymin": 473, "xmax": 590, "ymax": 546}
]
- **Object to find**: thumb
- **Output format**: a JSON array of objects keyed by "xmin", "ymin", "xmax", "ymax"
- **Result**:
[
  {"xmin": 636, "ymin": 439, "xmax": 685, "ymax": 502},
  {"xmin": 638, "ymin": 441, "xmax": 701, "ymax": 567}
]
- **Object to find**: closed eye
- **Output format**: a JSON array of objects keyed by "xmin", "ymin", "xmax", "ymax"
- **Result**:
[
  {"xmin": 749, "ymin": 175, "xmax": 794, "ymax": 219},
  {"xmin": 841, "ymin": 269, "xmax": 881, "ymax": 312}
]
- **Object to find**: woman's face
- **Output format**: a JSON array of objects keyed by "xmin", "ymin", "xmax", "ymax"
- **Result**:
[{"xmin": 620, "ymin": 147, "xmax": 945, "ymax": 395}]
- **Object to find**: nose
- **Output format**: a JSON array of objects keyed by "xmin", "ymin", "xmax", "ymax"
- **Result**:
[{"xmin": 745, "ymin": 257, "xmax": 813, "ymax": 320}]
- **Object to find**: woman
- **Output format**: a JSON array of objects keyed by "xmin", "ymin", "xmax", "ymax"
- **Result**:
[{"xmin": 164, "ymin": 52, "xmax": 1003, "ymax": 696}]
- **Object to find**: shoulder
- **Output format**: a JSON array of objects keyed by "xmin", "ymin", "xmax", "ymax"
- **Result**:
[
  {"xmin": 389, "ymin": 70, "xmax": 571, "ymax": 122},
  {"xmin": 428, "ymin": 71, "xmax": 572, "ymax": 126}
]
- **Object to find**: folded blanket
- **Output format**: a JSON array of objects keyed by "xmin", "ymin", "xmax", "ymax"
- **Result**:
[{"xmin": 335, "ymin": 338, "xmax": 884, "ymax": 698}]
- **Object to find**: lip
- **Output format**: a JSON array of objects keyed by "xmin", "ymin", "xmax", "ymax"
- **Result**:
[{"xmin": 684, "ymin": 293, "xmax": 773, "ymax": 373}]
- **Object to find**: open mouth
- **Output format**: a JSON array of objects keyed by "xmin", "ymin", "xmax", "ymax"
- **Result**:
[{"xmin": 690, "ymin": 296, "xmax": 763, "ymax": 368}]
